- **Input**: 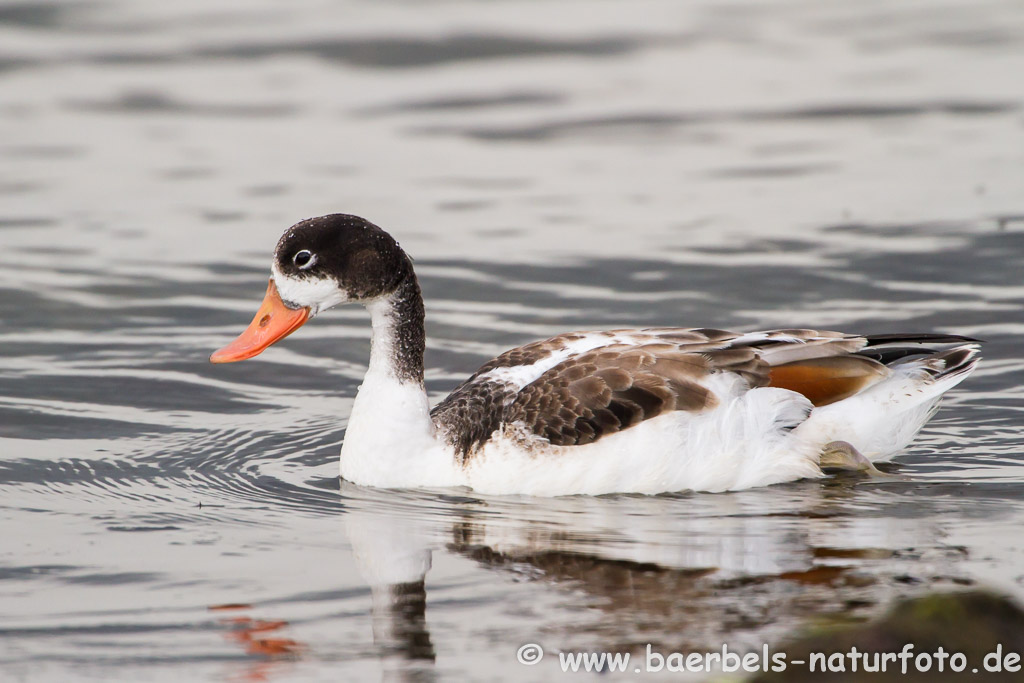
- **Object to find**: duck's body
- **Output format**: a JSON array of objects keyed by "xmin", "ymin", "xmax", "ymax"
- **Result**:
[{"xmin": 212, "ymin": 214, "xmax": 980, "ymax": 496}]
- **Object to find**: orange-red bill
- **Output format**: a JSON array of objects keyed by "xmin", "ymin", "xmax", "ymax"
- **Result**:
[{"xmin": 210, "ymin": 279, "xmax": 310, "ymax": 363}]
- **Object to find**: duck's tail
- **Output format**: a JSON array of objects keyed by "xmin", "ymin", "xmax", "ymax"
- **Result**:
[{"xmin": 794, "ymin": 342, "xmax": 981, "ymax": 463}]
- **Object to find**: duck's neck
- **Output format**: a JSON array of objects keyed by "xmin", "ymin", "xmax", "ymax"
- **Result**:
[
  {"xmin": 340, "ymin": 273, "xmax": 458, "ymax": 488},
  {"xmin": 366, "ymin": 275, "xmax": 426, "ymax": 385}
]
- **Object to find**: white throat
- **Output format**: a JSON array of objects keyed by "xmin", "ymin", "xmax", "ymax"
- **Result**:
[
  {"xmin": 365, "ymin": 297, "xmax": 404, "ymax": 379},
  {"xmin": 339, "ymin": 296, "xmax": 460, "ymax": 488}
]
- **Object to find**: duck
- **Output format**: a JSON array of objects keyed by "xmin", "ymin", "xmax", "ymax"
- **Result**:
[{"xmin": 210, "ymin": 214, "xmax": 981, "ymax": 496}]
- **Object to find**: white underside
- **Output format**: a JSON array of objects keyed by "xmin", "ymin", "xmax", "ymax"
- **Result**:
[{"xmin": 338, "ymin": 361, "xmax": 973, "ymax": 496}]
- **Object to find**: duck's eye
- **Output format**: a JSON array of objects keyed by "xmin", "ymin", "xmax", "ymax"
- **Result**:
[{"xmin": 293, "ymin": 250, "xmax": 315, "ymax": 269}]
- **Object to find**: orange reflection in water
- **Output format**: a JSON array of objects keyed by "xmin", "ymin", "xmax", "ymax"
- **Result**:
[{"xmin": 210, "ymin": 604, "xmax": 304, "ymax": 683}]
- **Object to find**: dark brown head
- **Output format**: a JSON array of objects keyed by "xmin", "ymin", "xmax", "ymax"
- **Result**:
[
  {"xmin": 211, "ymin": 214, "xmax": 414, "ymax": 363},
  {"xmin": 272, "ymin": 214, "xmax": 414, "ymax": 309}
]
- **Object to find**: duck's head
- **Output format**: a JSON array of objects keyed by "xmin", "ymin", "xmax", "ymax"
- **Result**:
[{"xmin": 210, "ymin": 214, "xmax": 412, "ymax": 363}]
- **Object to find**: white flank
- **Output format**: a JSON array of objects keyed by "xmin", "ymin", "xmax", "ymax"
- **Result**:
[{"xmin": 464, "ymin": 375, "xmax": 823, "ymax": 495}]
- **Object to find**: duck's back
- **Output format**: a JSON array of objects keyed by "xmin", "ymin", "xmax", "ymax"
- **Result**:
[{"xmin": 429, "ymin": 328, "xmax": 978, "ymax": 494}]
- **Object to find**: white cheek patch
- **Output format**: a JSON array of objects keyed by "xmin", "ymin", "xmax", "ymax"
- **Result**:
[{"xmin": 271, "ymin": 262, "xmax": 348, "ymax": 315}]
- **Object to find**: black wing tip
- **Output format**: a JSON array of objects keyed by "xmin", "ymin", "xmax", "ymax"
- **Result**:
[
  {"xmin": 864, "ymin": 333, "xmax": 985, "ymax": 346},
  {"xmin": 925, "ymin": 344, "xmax": 982, "ymax": 381}
]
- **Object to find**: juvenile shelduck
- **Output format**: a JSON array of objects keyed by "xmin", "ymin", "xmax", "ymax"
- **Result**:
[{"xmin": 211, "ymin": 214, "xmax": 980, "ymax": 496}]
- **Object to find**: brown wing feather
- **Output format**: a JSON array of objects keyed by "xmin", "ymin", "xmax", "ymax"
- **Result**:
[
  {"xmin": 505, "ymin": 344, "xmax": 771, "ymax": 447},
  {"xmin": 431, "ymin": 326, "xmax": 939, "ymax": 458}
]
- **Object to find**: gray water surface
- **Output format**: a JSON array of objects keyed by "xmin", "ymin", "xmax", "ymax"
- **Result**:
[{"xmin": 1, "ymin": 0, "xmax": 1023, "ymax": 680}]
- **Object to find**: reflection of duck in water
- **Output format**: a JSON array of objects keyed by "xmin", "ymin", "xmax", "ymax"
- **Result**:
[
  {"xmin": 212, "ymin": 214, "xmax": 980, "ymax": 495},
  {"xmin": 346, "ymin": 504, "xmax": 435, "ymax": 679},
  {"xmin": 344, "ymin": 483, "xmax": 973, "ymax": 676}
]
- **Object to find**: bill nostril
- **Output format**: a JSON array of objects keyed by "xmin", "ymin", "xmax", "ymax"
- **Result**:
[{"xmin": 259, "ymin": 314, "xmax": 271, "ymax": 328}]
